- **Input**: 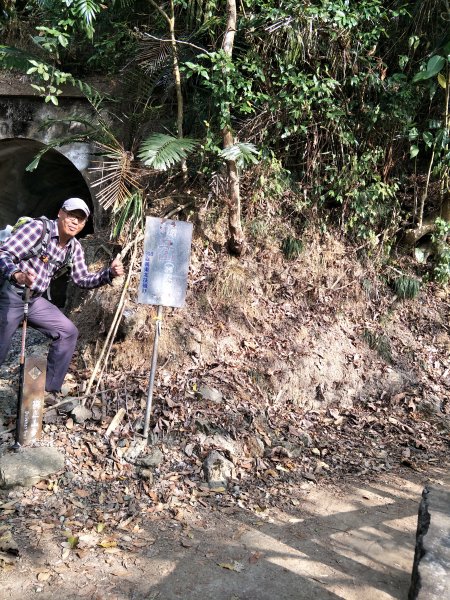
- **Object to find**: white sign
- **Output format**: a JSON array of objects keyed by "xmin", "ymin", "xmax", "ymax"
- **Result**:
[{"xmin": 138, "ymin": 217, "xmax": 193, "ymax": 308}]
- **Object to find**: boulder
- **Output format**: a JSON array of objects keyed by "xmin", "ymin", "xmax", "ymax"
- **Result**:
[{"xmin": 409, "ymin": 485, "xmax": 450, "ymax": 599}]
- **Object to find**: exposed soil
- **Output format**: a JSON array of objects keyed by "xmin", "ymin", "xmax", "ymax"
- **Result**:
[{"xmin": 0, "ymin": 225, "xmax": 449, "ymax": 599}]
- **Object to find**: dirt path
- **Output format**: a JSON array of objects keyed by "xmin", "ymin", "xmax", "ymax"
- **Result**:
[
  {"xmin": 1, "ymin": 283, "xmax": 449, "ymax": 599},
  {"xmin": 1, "ymin": 464, "xmax": 447, "ymax": 600}
]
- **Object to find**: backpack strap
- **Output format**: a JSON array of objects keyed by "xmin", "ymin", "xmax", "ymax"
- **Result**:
[
  {"xmin": 52, "ymin": 237, "xmax": 75, "ymax": 279},
  {"xmin": 12, "ymin": 217, "xmax": 50, "ymax": 263}
]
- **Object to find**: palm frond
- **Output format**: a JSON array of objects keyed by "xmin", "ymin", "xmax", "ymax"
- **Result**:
[
  {"xmin": 25, "ymin": 130, "xmax": 100, "ymax": 171},
  {"xmin": 138, "ymin": 133, "xmax": 199, "ymax": 171},
  {"xmin": 0, "ymin": 44, "xmax": 36, "ymax": 71},
  {"xmin": 219, "ymin": 142, "xmax": 260, "ymax": 168},
  {"xmin": 111, "ymin": 190, "xmax": 144, "ymax": 241},
  {"xmin": 72, "ymin": 0, "xmax": 101, "ymax": 27},
  {"xmin": 90, "ymin": 142, "xmax": 143, "ymax": 210},
  {"xmin": 137, "ymin": 35, "xmax": 173, "ymax": 75}
]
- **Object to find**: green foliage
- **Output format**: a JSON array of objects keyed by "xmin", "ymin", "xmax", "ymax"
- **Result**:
[
  {"xmin": 1, "ymin": 0, "xmax": 449, "ymax": 254},
  {"xmin": 219, "ymin": 143, "xmax": 259, "ymax": 169},
  {"xmin": 138, "ymin": 134, "xmax": 199, "ymax": 171},
  {"xmin": 326, "ymin": 151, "xmax": 400, "ymax": 242},
  {"xmin": 389, "ymin": 276, "xmax": 421, "ymax": 300},
  {"xmin": 281, "ymin": 236, "xmax": 303, "ymax": 260},
  {"xmin": 362, "ymin": 329, "xmax": 392, "ymax": 363},
  {"xmin": 112, "ymin": 191, "xmax": 144, "ymax": 240},
  {"xmin": 431, "ymin": 218, "xmax": 450, "ymax": 285}
]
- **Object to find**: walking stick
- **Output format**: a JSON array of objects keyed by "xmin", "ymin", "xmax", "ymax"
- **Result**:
[{"xmin": 12, "ymin": 287, "xmax": 30, "ymax": 452}]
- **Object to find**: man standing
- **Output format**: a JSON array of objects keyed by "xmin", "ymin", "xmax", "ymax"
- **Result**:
[{"xmin": 0, "ymin": 198, "xmax": 124, "ymax": 401}]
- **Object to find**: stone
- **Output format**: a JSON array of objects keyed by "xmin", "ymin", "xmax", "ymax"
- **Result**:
[
  {"xmin": 201, "ymin": 433, "xmax": 241, "ymax": 457},
  {"xmin": 71, "ymin": 405, "xmax": 92, "ymax": 424},
  {"xmin": 203, "ymin": 450, "xmax": 236, "ymax": 488},
  {"xmin": 0, "ymin": 447, "xmax": 65, "ymax": 489},
  {"xmin": 138, "ymin": 447, "xmax": 164, "ymax": 468},
  {"xmin": 58, "ymin": 397, "xmax": 81, "ymax": 413},
  {"xmin": 197, "ymin": 385, "xmax": 223, "ymax": 404},
  {"xmin": 409, "ymin": 485, "xmax": 450, "ymax": 600}
]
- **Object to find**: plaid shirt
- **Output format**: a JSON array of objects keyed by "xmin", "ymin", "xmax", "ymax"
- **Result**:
[{"xmin": 0, "ymin": 218, "xmax": 111, "ymax": 294}]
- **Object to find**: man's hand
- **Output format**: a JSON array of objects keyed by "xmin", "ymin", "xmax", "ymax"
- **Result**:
[
  {"xmin": 111, "ymin": 254, "xmax": 124, "ymax": 278},
  {"xmin": 13, "ymin": 268, "xmax": 37, "ymax": 287}
]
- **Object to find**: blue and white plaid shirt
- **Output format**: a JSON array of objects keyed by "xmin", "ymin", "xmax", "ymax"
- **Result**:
[{"xmin": 0, "ymin": 218, "xmax": 111, "ymax": 293}]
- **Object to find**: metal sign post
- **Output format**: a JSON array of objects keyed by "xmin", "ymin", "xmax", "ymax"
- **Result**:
[{"xmin": 138, "ymin": 217, "xmax": 193, "ymax": 441}]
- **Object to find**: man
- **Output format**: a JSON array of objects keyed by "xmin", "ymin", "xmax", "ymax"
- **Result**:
[{"xmin": 0, "ymin": 198, "xmax": 124, "ymax": 402}]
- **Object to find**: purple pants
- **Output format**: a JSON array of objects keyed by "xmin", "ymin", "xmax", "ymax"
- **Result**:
[{"xmin": 0, "ymin": 280, "xmax": 78, "ymax": 392}]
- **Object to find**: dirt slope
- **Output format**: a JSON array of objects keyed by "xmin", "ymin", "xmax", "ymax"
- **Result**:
[{"xmin": 0, "ymin": 224, "xmax": 449, "ymax": 599}]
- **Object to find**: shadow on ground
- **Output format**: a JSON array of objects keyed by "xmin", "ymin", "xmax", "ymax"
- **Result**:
[{"xmin": 2, "ymin": 467, "xmax": 446, "ymax": 600}]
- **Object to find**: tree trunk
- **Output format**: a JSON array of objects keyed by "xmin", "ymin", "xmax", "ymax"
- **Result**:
[
  {"xmin": 222, "ymin": 0, "xmax": 245, "ymax": 256},
  {"xmin": 149, "ymin": 0, "xmax": 186, "ymax": 176},
  {"xmin": 404, "ymin": 195, "xmax": 450, "ymax": 247}
]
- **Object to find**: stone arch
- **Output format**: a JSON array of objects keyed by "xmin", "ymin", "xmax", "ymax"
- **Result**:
[
  {"xmin": 0, "ymin": 137, "xmax": 94, "ymax": 235},
  {"xmin": 0, "ymin": 137, "xmax": 98, "ymax": 306}
]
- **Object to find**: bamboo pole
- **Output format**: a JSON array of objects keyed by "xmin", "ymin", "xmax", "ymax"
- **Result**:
[{"xmin": 83, "ymin": 239, "xmax": 139, "ymax": 403}]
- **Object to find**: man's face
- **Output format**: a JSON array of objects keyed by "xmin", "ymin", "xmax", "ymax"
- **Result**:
[{"xmin": 58, "ymin": 208, "xmax": 87, "ymax": 238}]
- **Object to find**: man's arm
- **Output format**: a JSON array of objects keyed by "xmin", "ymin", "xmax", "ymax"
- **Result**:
[
  {"xmin": 0, "ymin": 221, "xmax": 43, "ymax": 285},
  {"xmin": 70, "ymin": 242, "xmax": 123, "ymax": 288}
]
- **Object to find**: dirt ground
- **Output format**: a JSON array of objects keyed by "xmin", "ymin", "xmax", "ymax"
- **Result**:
[
  {"xmin": 1, "ymin": 462, "xmax": 448, "ymax": 600},
  {"xmin": 1, "ymin": 229, "xmax": 449, "ymax": 599}
]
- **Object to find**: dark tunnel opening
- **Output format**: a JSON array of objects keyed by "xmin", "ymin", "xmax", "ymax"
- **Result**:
[{"xmin": 0, "ymin": 138, "xmax": 94, "ymax": 306}]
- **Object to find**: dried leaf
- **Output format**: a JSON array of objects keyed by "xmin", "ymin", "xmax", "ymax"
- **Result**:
[
  {"xmin": 217, "ymin": 561, "xmax": 244, "ymax": 572},
  {"xmin": 99, "ymin": 539, "xmax": 117, "ymax": 548}
]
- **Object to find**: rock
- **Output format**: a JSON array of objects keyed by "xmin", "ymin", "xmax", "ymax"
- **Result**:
[
  {"xmin": 197, "ymin": 385, "xmax": 222, "ymax": 404},
  {"xmin": 71, "ymin": 405, "xmax": 92, "ymax": 424},
  {"xmin": 299, "ymin": 432, "xmax": 313, "ymax": 447},
  {"xmin": 409, "ymin": 485, "xmax": 450, "ymax": 600},
  {"xmin": 138, "ymin": 447, "xmax": 164, "ymax": 468},
  {"xmin": 138, "ymin": 468, "xmax": 154, "ymax": 483},
  {"xmin": 60, "ymin": 382, "xmax": 77, "ymax": 397},
  {"xmin": 0, "ymin": 447, "xmax": 65, "ymax": 489},
  {"xmin": 58, "ymin": 397, "xmax": 81, "ymax": 413},
  {"xmin": 201, "ymin": 433, "xmax": 241, "ymax": 457},
  {"xmin": 42, "ymin": 408, "xmax": 58, "ymax": 424},
  {"xmin": 187, "ymin": 327, "xmax": 202, "ymax": 356},
  {"xmin": 123, "ymin": 439, "xmax": 147, "ymax": 462},
  {"xmin": 203, "ymin": 450, "xmax": 236, "ymax": 488},
  {"xmin": 245, "ymin": 435, "xmax": 265, "ymax": 458},
  {"xmin": 194, "ymin": 418, "xmax": 213, "ymax": 434}
]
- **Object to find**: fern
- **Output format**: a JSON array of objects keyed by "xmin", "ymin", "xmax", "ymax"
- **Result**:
[{"xmin": 138, "ymin": 134, "xmax": 199, "ymax": 171}]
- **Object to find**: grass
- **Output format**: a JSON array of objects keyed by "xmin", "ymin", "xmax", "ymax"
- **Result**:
[
  {"xmin": 362, "ymin": 329, "xmax": 393, "ymax": 363},
  {"xmin": 390, "ymin": 275, "xmax": 421, "ymax": 299},
  {"xmin": 281, "ymin": 236, "xmax": 304, "ymax": 260}
]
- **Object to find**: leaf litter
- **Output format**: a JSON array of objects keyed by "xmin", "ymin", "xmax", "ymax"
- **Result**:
[{"xmin": 0, "ymin": 234, "xmax": 448, "ymax": 596}]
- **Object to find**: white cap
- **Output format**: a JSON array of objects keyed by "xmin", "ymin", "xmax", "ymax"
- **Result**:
[{"xmin": 62, "ymin": 198, "xmax": 90, "ymax": 218}]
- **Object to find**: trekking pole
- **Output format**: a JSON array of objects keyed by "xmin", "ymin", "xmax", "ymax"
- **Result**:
[{"xmin": 12, "ymin": 287, "xmax": 30, "ymax": 452}]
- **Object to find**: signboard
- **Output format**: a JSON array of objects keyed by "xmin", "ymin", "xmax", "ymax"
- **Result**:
[{"xmin": 138, "ymin": 217, "xmax": 193, "ymax": 308}]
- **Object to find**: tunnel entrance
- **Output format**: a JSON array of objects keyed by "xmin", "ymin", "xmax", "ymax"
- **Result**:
[{"xmin": 0, "ymin": 138, "xmax": 94, "ymax": 306}]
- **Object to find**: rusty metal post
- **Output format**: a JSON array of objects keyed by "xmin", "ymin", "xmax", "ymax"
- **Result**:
[
  {"xmin": 143, "ymin": 305, "xmax": 163, "ymax": 441},
  {"xmin": 12, "ymin": 288, "xmax": 30, "ymax": 451}
]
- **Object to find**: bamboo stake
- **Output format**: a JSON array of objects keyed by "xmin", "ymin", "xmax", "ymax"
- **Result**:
[{"xmin": 83, "ymin": 239, "xmax": 139, "ymax": 402}]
